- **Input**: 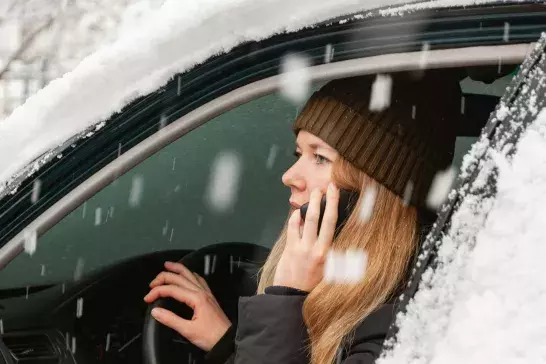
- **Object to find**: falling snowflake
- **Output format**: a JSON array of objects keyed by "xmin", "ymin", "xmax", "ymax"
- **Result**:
[
  {"xmin": 129, "ymin": 175, "xmax": 144, "ymax": 208},
  {"xmin": 205, "ymin": 151, "xmax": 242, "ymax": 213},
  {"xmin": 76, "ymin": 297, "xmax": 84, "ymax": 318},
  {"xmin": 359, "ymin": 185, "xmax": 377, "ymax": 223},
  {"xmin": 24, "ymin": 230, "xmax": 37, "ymax": 256},
  {"xmin": 162, "ymin": 220, "xmax": 169, "ymax": 236},
  {"xmin": 279, "ymin": 53, "xmax": 310, "ymax": 104},
  {"xmin": 74, "ymin": 258, "xmax": 85, "ymax": 281},
  {"xmin": 426, "ymin": 167, "xmax": 457, "ymax": 209},
  {"xmin": 403, "ymin": 181, "xmax": 414, "ymax": 207},
  {"xmin": 324, "ymin": 44, "xmax": 334, "ymax": 63},
  {"xmin": 324, "ymin": 249, "xmax": 368, "ymax": 284},
  {"xmin": 266, "ymin": 144, "xmax": 279, "ymax": 170},
  {"xmin": 419, "ymin": 42, "xmax": 430, "ymax": 69},
  {"xmin": 503, "ymin": 22, "xmax": 510, "ymax": 42},
  {"xmin": 369, "ymin": 74, "xmax": 392, "ymax": 112},
  {"xmin": 158, "ymin": 114, "xmax": 168, "ymax": 131},
  {"xmin": 31, "ymin": 179, "xmax": 41, "ymax": 204},
  {"xmin": 204, "ymin": 254, "xmax": 211, "ymax": 276},
  {"xmin": 94, "ymin": 207, "xmax": 102, "ymax": 226}
]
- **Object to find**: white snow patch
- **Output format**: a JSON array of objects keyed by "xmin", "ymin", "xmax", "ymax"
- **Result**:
[
  {"xmin": 280, "ymin": 53, "xmax": 311, "ymax": 104},
  {"xmin": 324, "ymin": 249, "xmax": 368, "ymax": 284},
  {"xmin": 378, "ymin": 0, "xmax": 521, "ymax": 17},
  {"xmin": 426, "ymin": 167, "xmax": 456, "ymax": 209},
  {"xmin": 380, "ymin": 107, "xmax": 546, "ymax": 364},
  {"xmin": 369, "ymin": 74, "xmax": 392, "ymax": 112}
]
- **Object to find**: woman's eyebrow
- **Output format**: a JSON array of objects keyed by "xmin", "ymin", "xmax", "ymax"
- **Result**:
[{"xmin": 296, "ymin": 141, "xmax": 335, "ymax": 153}]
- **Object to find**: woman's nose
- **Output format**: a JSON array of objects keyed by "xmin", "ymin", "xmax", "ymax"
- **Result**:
[{"xmin": 282, "ymin": 163, "xmax": 306, "ymax": 191}]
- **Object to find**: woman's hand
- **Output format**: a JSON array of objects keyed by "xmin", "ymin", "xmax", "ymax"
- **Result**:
[
  {"xmin": 273, "ymin": 183, "xmax": 340, "ymax": 292},
  {"xmin": 143, "ymin": 261, "xmax": 231, "ymax": 352}
]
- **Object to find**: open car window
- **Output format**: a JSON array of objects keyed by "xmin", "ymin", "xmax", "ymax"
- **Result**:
[
  {"xmin": 0, "ymin": 64, "xmax": 520, "ymax": 291},
  {"xmin": 0, "ymin": 91, "xmax": 304, "ymax": 289}
]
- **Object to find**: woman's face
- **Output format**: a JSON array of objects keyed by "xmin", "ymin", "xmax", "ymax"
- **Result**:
[{"xmin": 282, "ymin": 130, "xmax": 339, "ymax": 209}]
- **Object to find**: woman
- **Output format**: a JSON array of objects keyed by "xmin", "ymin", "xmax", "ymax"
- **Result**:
[{"xmin": 144, "ymin": 72, "xmax": 460, "ymax": 363}]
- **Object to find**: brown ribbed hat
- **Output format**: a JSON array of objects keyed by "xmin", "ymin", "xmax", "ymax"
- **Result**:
[{"xmin": 293, "ymin": 72, "xmax": 461, "ymax": 208}]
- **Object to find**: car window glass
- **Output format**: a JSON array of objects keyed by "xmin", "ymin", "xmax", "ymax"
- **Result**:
[
  {"xmin": 0, "ymin": 72, "xmax": 513, "ymax": 289},
  {"xmin": 0, "ymin": 92, "xmax": 304, "ymax": 289}
]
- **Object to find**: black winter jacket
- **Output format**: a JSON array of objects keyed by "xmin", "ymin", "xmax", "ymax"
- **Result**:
[{"xmin": 205, "ymin": 286, "xmax": 395, "ymax": 364}]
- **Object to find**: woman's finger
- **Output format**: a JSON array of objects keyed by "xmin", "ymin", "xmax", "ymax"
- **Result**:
[
  {"xmin": 317, "ymin": 183, "xmax": 340, "ymax": 250},
  {"xmin": 151, "ymin": 307, "xmax": 193, "ymax": 339},
  {"xmin": 150, "ymin": 271, "xmax": 200, "ymax": 291},
  {"xmin": 302, "ymin": 188, "xmax": 322, "ymax": 244},
  {"xmin": 286, "ymin": 209, "xmax": 302, "ymax": 249},
  {"xmin": 164, "ymin": 261, "xmax": 204, "ymax": 289},
  {"xmin": 144, "ymin": 284, "xmax": 201, "ymax": 308},
  {"xmin": 194, "ymin": 273, "xmax": 212, "ymax": 294}
]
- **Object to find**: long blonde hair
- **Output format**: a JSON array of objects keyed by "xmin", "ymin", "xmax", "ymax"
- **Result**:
[{"xmin": 258, "ymin": 157, "xmax": 420, "ymax": 364}]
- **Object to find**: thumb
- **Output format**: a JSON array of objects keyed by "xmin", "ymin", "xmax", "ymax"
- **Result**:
[{"xmin": 151, "ymin": 307, "xmax": 193, "ymax": 337}]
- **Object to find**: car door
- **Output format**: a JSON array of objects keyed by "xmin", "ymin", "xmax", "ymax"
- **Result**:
[
  {"xmin": 384, "ymin": 33, "xmax": 546, "ymax": 361},
  {"xmin": 0, "ymin": 4, "xmax": 543, "ymax": 364}
]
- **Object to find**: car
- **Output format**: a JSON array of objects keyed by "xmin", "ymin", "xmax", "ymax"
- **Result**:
[{"xmin": 0, "ymin": 1, "xmax": 544, "ymax": 364}]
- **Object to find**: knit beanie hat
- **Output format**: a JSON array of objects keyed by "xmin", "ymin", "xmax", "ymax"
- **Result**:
[{"xmin": 293, "ymin": 71, "xmax": 461, "ymax": 208}]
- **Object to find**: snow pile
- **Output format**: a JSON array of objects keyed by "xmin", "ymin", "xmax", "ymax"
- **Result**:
[
  {"xmin": 377, "ymin": 0, "xmax": 525, "ymax": 17},
  {"xmin": 380, "ymin": 103, "xmax": 546, "ymax": 364},
  {"xmin": 0, "ymin": 0, "xmax": 505, "ymax": 196}
]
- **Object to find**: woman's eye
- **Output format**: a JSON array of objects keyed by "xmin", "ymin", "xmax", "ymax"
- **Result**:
[
  {"xmin": 293, "ymin": 151, "xmax": 302, "ymax": 160},
  {"xmin": 314, "ymin": 154, "xmax": 329, "ymax": 164}
]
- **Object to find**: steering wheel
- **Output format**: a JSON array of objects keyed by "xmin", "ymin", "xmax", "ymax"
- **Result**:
[{"xmin": 143, "ymin": 242, "xmax": 270, "ymax": 364}]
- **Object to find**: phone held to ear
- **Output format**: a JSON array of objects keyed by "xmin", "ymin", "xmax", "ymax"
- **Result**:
[{"xmin": 299, "ymin": 189, "xmax": 360, "ymax": 236}]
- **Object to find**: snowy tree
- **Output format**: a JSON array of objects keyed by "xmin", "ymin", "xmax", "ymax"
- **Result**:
[{"xmin": 0, "ymin": 0, "xmax": 165, "ymax": 120}]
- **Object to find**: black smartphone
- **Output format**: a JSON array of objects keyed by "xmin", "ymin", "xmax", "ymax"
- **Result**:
[{"xmin": 299, "ymin": 189, "xmax": 359, "ymax": 235}]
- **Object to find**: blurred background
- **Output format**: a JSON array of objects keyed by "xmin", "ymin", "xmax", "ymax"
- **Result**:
[{"xmin": 0, "ymin": 0, "xmax": 166, "ymax": 120}]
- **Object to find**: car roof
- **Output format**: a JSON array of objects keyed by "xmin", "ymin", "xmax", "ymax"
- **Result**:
[{"xmin": 0, "ymin": 0, "xmax": 535, "ymax": 196}]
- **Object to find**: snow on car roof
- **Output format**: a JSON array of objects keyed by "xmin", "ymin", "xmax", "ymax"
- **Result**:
[{"xmin": 0, "ymin": 0, "xmax": 516, "ymax": 195}]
